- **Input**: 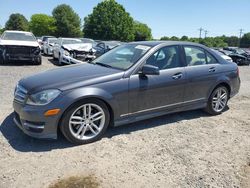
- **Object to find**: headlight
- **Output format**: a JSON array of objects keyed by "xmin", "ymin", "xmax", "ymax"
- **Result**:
[
  {"xmin": 26, "ymin": 89, "xmax": 61, "ymax": 105},
  {"xmin": 32, "ymin": 46, "xmax": 41, "ymax": 55},
  {"xmin": 63, "ymin": 50, "xmax": 70, "ymax": 56}
]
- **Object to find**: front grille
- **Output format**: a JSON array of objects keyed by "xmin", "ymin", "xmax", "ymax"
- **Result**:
[
  {"xmin": 6, "ymin": 46, "xmax": 37, "ymax": 56},
  {"xmin": 14, "ymin": 84, "xmax": 28, "ymax": 104}
]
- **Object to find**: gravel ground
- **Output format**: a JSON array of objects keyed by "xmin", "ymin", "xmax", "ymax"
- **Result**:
[{"xmin": 0, "ymin": 56, "xmax": 249, "ymax": 188}]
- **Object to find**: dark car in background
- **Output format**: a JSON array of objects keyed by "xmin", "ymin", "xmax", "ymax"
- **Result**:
[
  {"xmin": 0, "ymin": 30, "xmax": 42, "ymax": 65},
  {"xmin": 94, "ymin": 41, "xmax": 123, "ymax": 57},
  {"xmin": 222, "ymin": 47, "xmax": 250, "ymax": 65},
  {"xmin": 13, "ymin": 41, "xmax": 240, "ymax": 144}
]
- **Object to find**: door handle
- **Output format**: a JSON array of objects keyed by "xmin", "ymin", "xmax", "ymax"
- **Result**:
[
  {"xmin": 172, "ymin": 72, "xmax": 183, "ymax": 80},
  {"xmin": 209, "ymin": 67, "xmax": 216, "ymax": 72}
]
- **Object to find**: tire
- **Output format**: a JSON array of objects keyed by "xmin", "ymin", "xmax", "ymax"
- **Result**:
[
  {"xmin": 0, "ymin": 56, "xmax": 4, "ymax": 65},
  {"xmin": 34, "ymin": 56, "xmax": 42, "ymax": 65},
  {"xmin": 60, "ymin": 99, "xmax": 110, "ymax": 144},
  {"xmin": 205, "ymin": 86, "xmax": 229, "ymax": 115},
  {"xmin": 53, "ymin": 51, "xmax": 57, "ymax": 60}
]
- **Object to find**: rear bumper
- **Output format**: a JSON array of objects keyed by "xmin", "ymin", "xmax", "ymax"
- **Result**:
[{"xmin": 230, "ymin": 77, "xmax": 241, "ymax": 98}]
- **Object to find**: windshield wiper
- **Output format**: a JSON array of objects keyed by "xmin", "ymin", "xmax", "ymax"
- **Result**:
[{"xmin": 94, "ymin": 62, "xmax": 113, "ymax": 68}]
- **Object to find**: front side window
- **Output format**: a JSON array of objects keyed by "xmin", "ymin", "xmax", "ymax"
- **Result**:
[
  {"xmin": 145, "ymin": 46, "xmax": 180, "ymax": 70},
  {"xmin": 184, "ymin": 46, "xmax": 218, "ymax": 66}
]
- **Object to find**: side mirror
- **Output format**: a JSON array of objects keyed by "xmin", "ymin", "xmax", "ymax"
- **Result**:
[{"xmin": 139, "ymin": 64, "xmax": 159, "ymax": 75}]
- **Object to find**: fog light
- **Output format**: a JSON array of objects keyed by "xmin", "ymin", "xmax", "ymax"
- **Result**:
[{"xmin": 44, "ymin": 109, "xmax": 60, "ymax": 116}]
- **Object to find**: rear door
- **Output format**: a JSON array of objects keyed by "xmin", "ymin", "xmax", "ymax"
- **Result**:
[{"xmin": 183, "ymin": 45, "xmax": 221, "ymax": 102}]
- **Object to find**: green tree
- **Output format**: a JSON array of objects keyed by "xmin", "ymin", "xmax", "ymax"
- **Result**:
[
  {"xmin": 133, "ymin": 21, "xmax": 152, "ymax": 41},
  {"xmin": 240, "ymin": 33, "xmax": 250, "ymax": 48},
  {"xmin": 170, "ymin": 36, "xmax": 179, "ymax": 41},
  {"xmin": 225, "ymin": 36, "xmax": 239, "ymax": 47},
  {"xmin": 160, "ymin": 36, "xmax": 170, "ymax": 40},
  {"xmin": 29, "ymin": 14, "xmax": 56, "ymax": 36},
  {"xmin": 52, "ymin": 4, "xmax": 82, "ymax": 37},
  {"xmin": 180, "ymin": 35, "xmax": 188, "ymax": 41},
  {"xmin": 5, "ymin": 13, "xmax": 29, "ymax": 31},
  {"xmin": 83, "ymin": 0, "xmax": 134, "ymax": 41}
]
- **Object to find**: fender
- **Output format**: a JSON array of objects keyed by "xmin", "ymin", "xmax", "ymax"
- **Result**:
[
  {"xmin": 207, "ymin": 74, "xmax": 231, "ymax": 99},
  {"xmin": 59, "ymin": 86, "xmax": 120, "ymax": 119}
]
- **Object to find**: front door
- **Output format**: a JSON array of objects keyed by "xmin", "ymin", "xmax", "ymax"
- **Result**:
[{"xmin": 128, "ymin": 45, "xmax": 186, "ymax": 114}]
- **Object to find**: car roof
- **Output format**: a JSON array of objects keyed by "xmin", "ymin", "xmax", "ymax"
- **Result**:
[
  {"xmin": 60, "ymin": 37, "xmax": 81, "ymax": 40},
  {"xmin": 4, "ymin": 30, "xmax": 33, "ymax": 34},
  {"xmin": 129, "ymin": 41, "xmax": 205, "ymax": 47}
]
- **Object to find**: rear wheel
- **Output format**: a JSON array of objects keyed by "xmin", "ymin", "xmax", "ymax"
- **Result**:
[
  {"xmin": 60, "ymin": 99, "xmax": 110, "ymax": 144},
  {"xmin": 205, "ymin": 86, "xmax": 229, "ymax": 115}
]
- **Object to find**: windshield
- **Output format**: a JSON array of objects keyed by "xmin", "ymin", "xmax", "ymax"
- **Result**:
[
  {"xmin": 2, "ymin": 32, "xmax": 36, "ymax": 41},
  {"xmin": 48, "ymin": 38, "xmax": 57, "ymax": 43},
  {"xmin": 92, "ymin": 44, "xmax": 151, "ymax": 70},
  {"xmin": 62, "ymin": 39, "xmax": 82, "ymax": 45},
  {"xmin": 236, "ymin": 49, "xmax": 246, "ymax": 54},
  {"xmin": 105, "ymin": 41, "xmax": 121, "ymax": 49}
]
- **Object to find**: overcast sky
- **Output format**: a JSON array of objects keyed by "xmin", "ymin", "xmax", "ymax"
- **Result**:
[{"xmin": 0, "ymin": 0, "xmax": 250, "ymax": 38}]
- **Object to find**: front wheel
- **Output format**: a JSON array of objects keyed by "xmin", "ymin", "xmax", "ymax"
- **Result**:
[
  {"xmin": 60, "ymin": 99, "xmax": 110, "ymax": 144},
  {"xmin": 205, "ymin": 86, "xmax": 229, "ymax": 115}
]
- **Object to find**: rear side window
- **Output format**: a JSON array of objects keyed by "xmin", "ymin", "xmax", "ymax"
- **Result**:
[{"xmin": 184, "ymin": 46, "xmax": 218, "ymax": 66}]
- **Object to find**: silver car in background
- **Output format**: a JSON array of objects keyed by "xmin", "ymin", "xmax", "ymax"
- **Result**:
[
  {"xmin": 53, "ymin": 38, "xmax": 96, "ymax": 65},
  {"xmin": 43, "ymin": 37, "xmax": 57, "ymax": 56}
]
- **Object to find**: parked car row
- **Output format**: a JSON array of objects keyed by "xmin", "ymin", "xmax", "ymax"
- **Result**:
[
  {"xmin": 38, "ymin": 36, "xmax": 123, "ymax": 65},
  {"xmin": 213, "ymin": 47, "xmax": 250, "ymax": 66}
]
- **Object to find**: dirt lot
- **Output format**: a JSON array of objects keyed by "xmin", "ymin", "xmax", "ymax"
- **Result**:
[{"xmin": 0, "ymin": 56, "xmax": 249, "ymax": 188}]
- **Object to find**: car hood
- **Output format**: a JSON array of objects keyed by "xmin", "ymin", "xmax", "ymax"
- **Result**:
[
  {"xmin": 19, "ymin": 63, "xmax": 124, "ymax": 93},
  {"xmin": 0, "ymin": 39, "xmax": 39, "ymax": 47},
  {"xmin": 62, "ymin": 43, "xmax": 94, "ymax": 52}
]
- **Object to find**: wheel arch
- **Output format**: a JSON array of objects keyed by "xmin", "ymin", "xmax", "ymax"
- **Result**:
[
  {"xmin": 209, "ymin": 81, "xmax": 231, "ymax": 99},
  {"xmin": 57, "ymin": 94, "xmax": 116, "ymax": 134}
]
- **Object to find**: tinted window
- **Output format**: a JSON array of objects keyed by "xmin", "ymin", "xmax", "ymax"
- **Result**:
[
  {"xmin": 145, "ymin": 46, "xmax": 180, "ymax": 70},
  {"xmin": 184, "ymin": 47, "xmax": 206, "ymax": 66},
  {"xmin": 206, "ymin": 52, "xmax": 218, "ymax": 64}
]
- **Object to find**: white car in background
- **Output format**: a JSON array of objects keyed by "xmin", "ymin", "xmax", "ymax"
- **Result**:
[
  {"xmin": 53, "ymin": 38, "xmax": 96, "ymax": 65},
  {"xmin": 212, "ymin": 49, "xmax": 233, "ymax": 62},
  {"xmin": 0, "ymin": 30, "xmax": 42, "ymax": 65},
  {"xmin": 43, "ymin": 37, "xmax": 57, "ymax": 56}
]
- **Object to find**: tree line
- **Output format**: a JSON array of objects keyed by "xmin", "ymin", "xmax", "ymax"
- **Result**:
[
  {"xmin": 0, "ymin": 0, "xmax": 249, "ymax": 47},
  {"xmin": 160, "ymin": 35, "xmax": 250, "ymax": 48},
  {"xmin": 0, "ymin": 0, "xmax": 152, "ymax": 42}
]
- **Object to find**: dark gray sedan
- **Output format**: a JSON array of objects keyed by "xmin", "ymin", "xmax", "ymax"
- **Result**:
[{"xmin": 13, "ymin": 41, "xmax": 240, "ymax": 144}]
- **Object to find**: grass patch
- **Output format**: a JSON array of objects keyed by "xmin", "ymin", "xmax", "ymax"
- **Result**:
[{"xmin": 49, "ymin": 175, "xmax": 99, "ymax": 188}]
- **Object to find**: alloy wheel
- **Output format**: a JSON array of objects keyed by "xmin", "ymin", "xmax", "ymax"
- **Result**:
[
  {"xmin": 212, "ymin": 87, "xmax": 228, "ymax": 113},
  {"xmin": 69, "ymin": 103, "xmax": 105, "ymax": 140}
]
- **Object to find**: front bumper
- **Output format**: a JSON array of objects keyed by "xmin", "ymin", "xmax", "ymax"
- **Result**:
[
  {"xmin": 5, "ymin": 54, "xmax": 41, "ymax": 62},
  {"xmin": 61, "ymin": 54, "xmax": 96, "ymax": 65},
  {"xmin": 13, "ymin": 101, "xmax": 59, "ymax": 139}
]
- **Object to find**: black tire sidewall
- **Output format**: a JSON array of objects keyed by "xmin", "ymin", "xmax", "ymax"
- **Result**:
[{"xmin": 60, "ymin": 99, "xmax": 110, "ymax": 144}]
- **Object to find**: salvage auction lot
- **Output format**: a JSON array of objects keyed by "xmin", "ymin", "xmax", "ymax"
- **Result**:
[{"xmin": 0, "ymin": 57, "xmax": 249, "ymax": 188}]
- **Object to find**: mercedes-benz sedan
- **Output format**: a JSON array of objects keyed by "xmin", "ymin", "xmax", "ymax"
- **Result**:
[{"xmin": 13, "ymin": 41, "xmax": 240, "ymax": 144}]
